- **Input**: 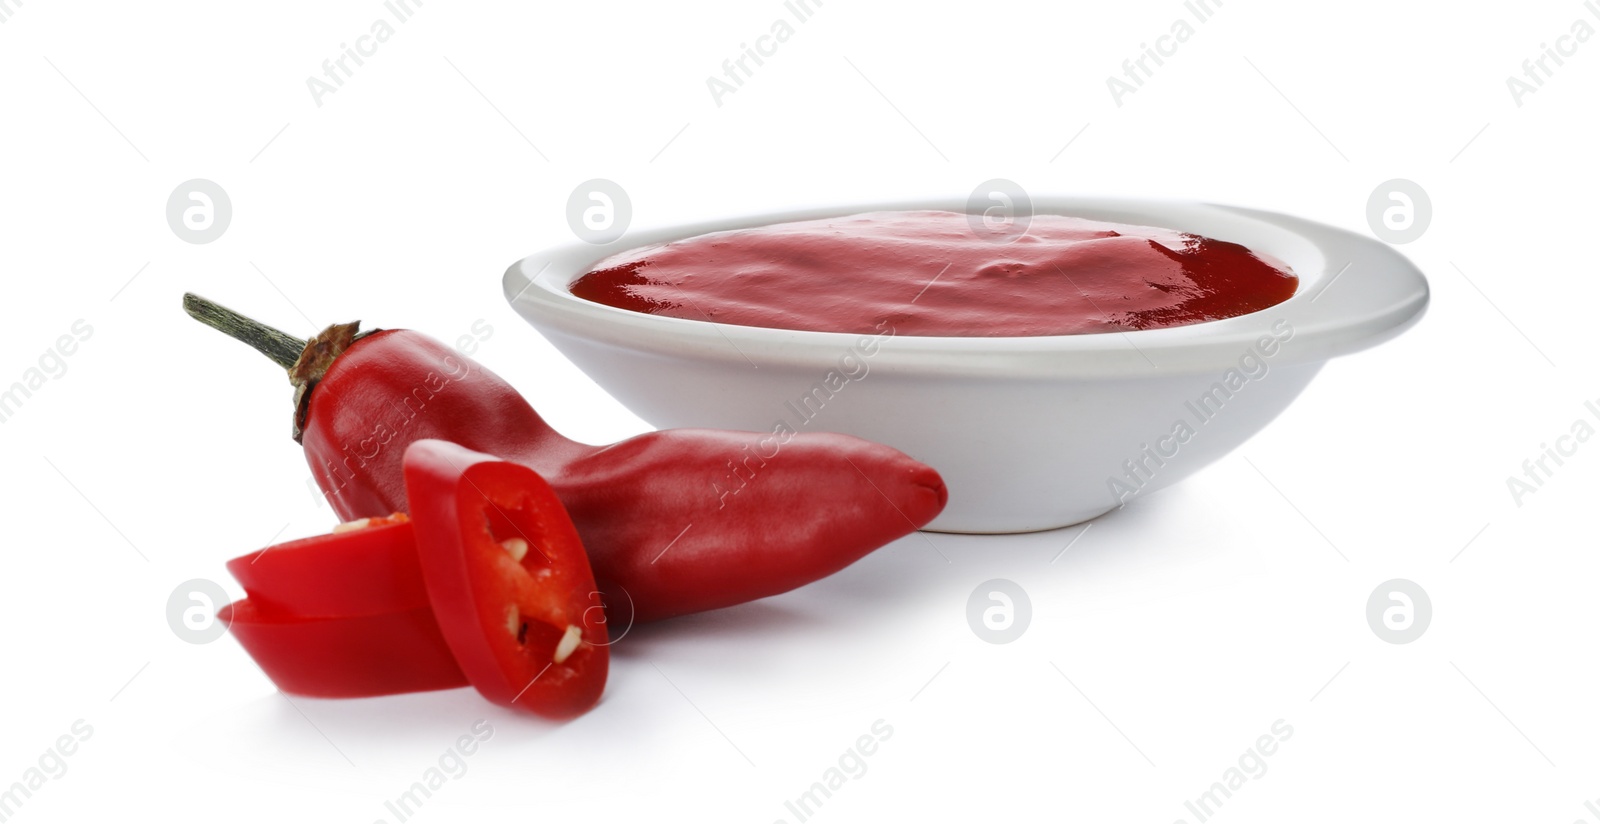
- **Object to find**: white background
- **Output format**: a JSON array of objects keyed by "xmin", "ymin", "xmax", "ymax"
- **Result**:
[{"xmin": 2, "ymin": 0, "xmax": 1597, "ymax": 821}]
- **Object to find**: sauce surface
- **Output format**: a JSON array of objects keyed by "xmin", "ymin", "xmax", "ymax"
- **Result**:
[{"xmin": 569, "ymin": 210, "xmax": 1298, "ymax": 337}]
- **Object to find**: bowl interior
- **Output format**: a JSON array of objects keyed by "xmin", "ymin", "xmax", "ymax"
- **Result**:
[
  {"xmin": 505, "ymin": 197, "xmax": 1428, "ymax": 377},
  {"xmin": 535, "ymin": 199, "xmax": 1329, "ymax": 299}
]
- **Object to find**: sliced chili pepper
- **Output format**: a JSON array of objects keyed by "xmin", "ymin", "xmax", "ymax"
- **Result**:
[
  {"xmin": 226, "ymin": 514, "xmax": 427, "ymax": 618},
  {"xmin": 402, "ymin": 439, "xmax": 607, "ymax": 719},
  {"xmin": 221, "ymin": 599, "xmax": 466, "ymax": 698},
  {"xmin": 184, "ymin": 294, "xmax": 948, "ymax": 624}
]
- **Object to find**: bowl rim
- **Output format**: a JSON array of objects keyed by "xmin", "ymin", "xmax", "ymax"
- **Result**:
[{"xmin": 504, "ymin": 196, "xmax": 1429, "ymax": 378}]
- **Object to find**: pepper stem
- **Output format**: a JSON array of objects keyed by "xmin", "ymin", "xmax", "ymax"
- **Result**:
[
  {"xmin": 182, "ymin": 293, "xmax": 307, "ymax": 371},
  {"xmin": 183, "ymin": 292, "xmax": 376, "ymax": 442}
]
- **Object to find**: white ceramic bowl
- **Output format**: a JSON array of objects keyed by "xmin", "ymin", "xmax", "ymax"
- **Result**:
[{"xmin": 504, "ymin": 197, "xmax": 1428, "ymax": 533}]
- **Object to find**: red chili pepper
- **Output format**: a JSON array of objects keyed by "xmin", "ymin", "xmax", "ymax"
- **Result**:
[
  {"xmin": 221, "ymin": 600, "xmax": 467, "ymax": 698},
  {"xmin": 184, "ymin": 294, "xmax": 948, "ymax": 623},
  {"xmin": 402, "ymin": 438, "xmax": 607, "ymax": 718},
  {"xmin": 226, "ymin": 513, "xmax": 428, "ymax": 618}
]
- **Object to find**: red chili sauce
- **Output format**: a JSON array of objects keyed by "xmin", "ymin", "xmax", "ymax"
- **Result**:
[{"xmin": 569, "ymin": 210, "xmax": 1298, "ymax": 337}]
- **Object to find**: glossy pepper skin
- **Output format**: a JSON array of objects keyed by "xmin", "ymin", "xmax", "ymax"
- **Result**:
[
  {"xmin": 185, "ymin": 295, "xmax": 949, "ymax": 624},
  {"xmin": 221, "ymin": 600, "xmax": 467, "ymax": 698},
  {"xmin": 304, "ymin": 329, "xmax": 947, "ymax": 623},
  {"xmin": 226, "ymin": 514, "xmax": 429, "ymax": 618},
  {"xmin": 221, "ymin": 515, "xmax": 465, "ymax": 698}
]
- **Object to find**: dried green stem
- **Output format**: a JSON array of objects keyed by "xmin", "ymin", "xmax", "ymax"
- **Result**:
[
  {"xmin": 183, "ymin": 292, "xmax": 377, "ymax": 442},
  {"xmin": 182, "ymin": 292, "xmax": 307, "ymax": 372}
]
